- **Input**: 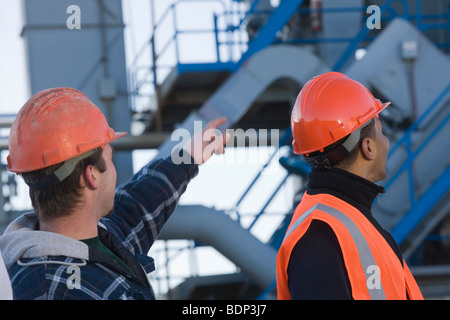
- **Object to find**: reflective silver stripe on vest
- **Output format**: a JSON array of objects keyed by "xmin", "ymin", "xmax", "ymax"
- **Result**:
[{"xmin": 284, "ymin": 203, "xmax": 386, "ymax": 300}]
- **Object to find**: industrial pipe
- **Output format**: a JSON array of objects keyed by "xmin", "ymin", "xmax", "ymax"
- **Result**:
[{"xmin": 157, "ymin": 205, "xmax": 277, "ymax": 290}]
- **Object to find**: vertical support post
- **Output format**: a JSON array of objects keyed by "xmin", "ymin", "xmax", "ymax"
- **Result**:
[{"xmin": 150, "ymin": 0, "xmax": 162, "ymax": 131}]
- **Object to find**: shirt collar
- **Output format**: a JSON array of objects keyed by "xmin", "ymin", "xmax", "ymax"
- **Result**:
[{"xmin": 306, "ymin": 167, "xmax": 385, "ymax": 213}]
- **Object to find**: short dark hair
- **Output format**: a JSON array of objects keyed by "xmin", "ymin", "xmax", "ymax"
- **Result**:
[{"xmin": 22, "ymin": 148, "xmax": 106, "ymax": 222}]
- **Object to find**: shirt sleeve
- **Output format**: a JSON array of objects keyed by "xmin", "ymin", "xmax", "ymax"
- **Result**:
[
  {"xmin": 101, "ymin": 153, "xmax": 199, "ymax": 255},
  {"xmin": 287, "ymin": 220, "xmax": 353, "ymax": 300}
]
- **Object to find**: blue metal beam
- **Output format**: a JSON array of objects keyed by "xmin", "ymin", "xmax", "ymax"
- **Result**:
[
  {"xmin": 391, "ymin": 165, "xmax": 450, "ymax": 245},
  {"xmin": 238, "ymin": 0, "xmax": 305, "ymax": 66},
  {"xmin": 382, "ymin": 84, "xmax": 450, "ymax": 245},
  {"xmin": 176, "ymin": 62, "xmax": 237, "ymax": 73},
  {"xmin": 332, "ymin": 0, "xmax": 409, "ymax": 71}
]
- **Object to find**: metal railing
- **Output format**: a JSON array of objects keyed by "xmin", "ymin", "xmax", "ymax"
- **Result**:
[
  {"xmin": 139, "ymin": 0, "xmax": 450, "ymax": 298},
  {"xmin": 129, "ymin": 0, "xmax": 450, "ymax": 111},
  {"xmin": 387, "ymin": 83, "xmax": 450, "ymax": 244}
]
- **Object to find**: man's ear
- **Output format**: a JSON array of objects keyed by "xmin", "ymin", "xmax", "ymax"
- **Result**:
[
  {"xmin": 359, "ymin": 137, "xmax": 376, "ymax": 161},
  {"xmin": 82, "ymin": 165, "xmax": 100, "ymax": 190}
]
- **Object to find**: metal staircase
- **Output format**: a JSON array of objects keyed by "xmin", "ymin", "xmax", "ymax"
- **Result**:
[
  {"xmin": 384, "ymin": 83, "xmax": 450, "ymax": 258},
  {"xmin": 1, "ymin": 0, "xmax": 448, "ymax": 300}
]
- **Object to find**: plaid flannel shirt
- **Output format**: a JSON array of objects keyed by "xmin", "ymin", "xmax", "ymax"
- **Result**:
[{"xmin": 7, "ymin": 156, "xmax": 198, "ymax": 300}]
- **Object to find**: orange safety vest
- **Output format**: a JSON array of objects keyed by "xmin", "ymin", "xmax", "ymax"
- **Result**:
[{"xmin": 276, "ymin": 192, "xmax": 423, "ymax": 300}]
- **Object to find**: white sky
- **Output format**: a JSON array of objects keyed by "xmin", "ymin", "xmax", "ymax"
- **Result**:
[{"xmin": 0, "ymin": 0, "xmax": 29, "ymax": 113}]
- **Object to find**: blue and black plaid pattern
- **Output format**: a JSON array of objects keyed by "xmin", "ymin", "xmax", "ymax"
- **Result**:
[{"xmin": 8, "ymin": 156, "xmax": 198, "ymax": 300}]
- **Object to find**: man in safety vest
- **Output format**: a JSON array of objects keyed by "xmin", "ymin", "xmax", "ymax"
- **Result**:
[
  {"xmin": 276, "ymin": 72, "xmax": 423, "ymax": 300},
  {"xmin": 0, "ymin": 87, "xmax": 228, "ymax": 299}
]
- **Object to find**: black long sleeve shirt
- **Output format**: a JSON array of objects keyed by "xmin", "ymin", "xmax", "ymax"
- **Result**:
[{"xmin": 287, "ymin": 167, "xmax": 405, "ymax": 299}]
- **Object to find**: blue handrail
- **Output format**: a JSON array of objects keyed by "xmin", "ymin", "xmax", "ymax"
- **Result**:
[
  {"xmin": 385, "ymin": 83, "xmax": 450, "ymax": 244},
  {"xmin": 237, "ymin": 0, "xmax": 306, "ymax": 66},
  {"xmin": 332, "ymin": 0, "xmax": 409, "ymax": 71},
  {"xmin": 130, "ymin": 0, "xmax": 450, "ymax": 101},
  {"xmin": 383, "ymin": 83, "xmax": 450, "ymax": 194},
  {"xmin": 391, "ymin": 166, "xmax": 450, "ymax": 245},
  {"xmin": 232, "ymin": 128, "xmax": 292, "ymax": 225}
]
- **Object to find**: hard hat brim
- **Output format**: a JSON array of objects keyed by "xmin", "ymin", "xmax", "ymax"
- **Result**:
[{"xmin": 293, "ymin": 101, "xmax": 391, "ymax": 156}]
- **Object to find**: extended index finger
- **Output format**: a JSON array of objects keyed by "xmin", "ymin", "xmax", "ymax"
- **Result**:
[{"xmin": 204, "ymin": 117, "xmax": 227, "ymax": 130}]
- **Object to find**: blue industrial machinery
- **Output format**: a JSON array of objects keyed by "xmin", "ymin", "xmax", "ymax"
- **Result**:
[
  {"xmin": 130, "ymin": 0, "xmax": 450, "ymax": 99},
  {"xmin": 3, "ymin": 0, "xmax": 449, "ymax": 299},
  {"xmin": 389, "ymin": 83, "xmax": 450, "ymax": 245},
  {"xmin": 137, "ymin": 0, "xmax": 450, "ymax": 299}
]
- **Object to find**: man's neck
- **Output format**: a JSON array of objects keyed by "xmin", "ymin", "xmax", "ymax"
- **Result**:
[{"xmin": 39, "ymin": 213, "xmax": 99, "ymax": 240}]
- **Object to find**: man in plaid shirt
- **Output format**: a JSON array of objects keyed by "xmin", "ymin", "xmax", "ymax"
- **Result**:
[{"xmin": 0, "ymin": 88, "xmax": 228, "ymax": 300}]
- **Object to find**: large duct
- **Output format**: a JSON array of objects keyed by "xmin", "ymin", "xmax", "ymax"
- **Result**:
[
  {"xmin": 157, "ymin": 205, "xmax": 277, "ymax": 291},
  {"xmin": 157, "ymin": 44, "xmax": 330, "ymax": 158}
]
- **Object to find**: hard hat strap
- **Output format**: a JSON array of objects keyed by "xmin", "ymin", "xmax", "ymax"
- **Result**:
[
  {"xmin": 341, "ymin": 118, "xmax": 374, "ymax": 153},
  {"xmin": 24, "ymin": 149, "xmax": 96, "ymax": 190},
  {"xmin": 305, "ymin": 118, "xmax": 374, "ymax": 169}
]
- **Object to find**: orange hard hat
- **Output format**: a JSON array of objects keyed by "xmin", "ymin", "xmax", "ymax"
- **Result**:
[
  {"xmin": 291, "ymin": 72, "xmax": 390, "ymax": 156},
  {"xmin": 7, "ymin": 87, "xmax": 127, "ymax": 174}
]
